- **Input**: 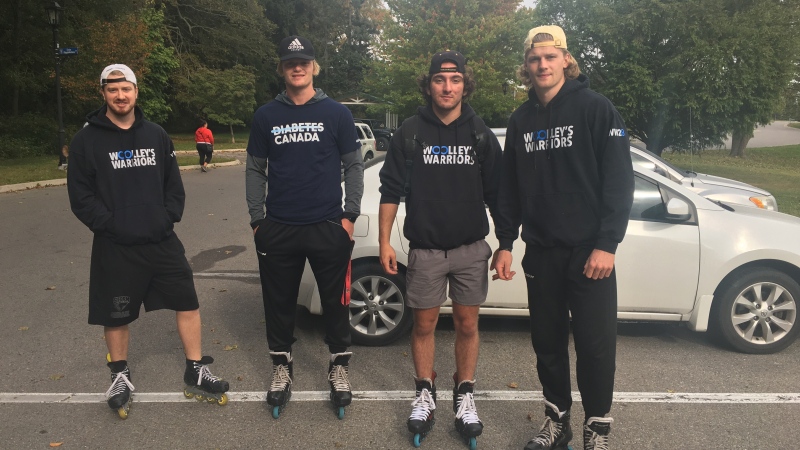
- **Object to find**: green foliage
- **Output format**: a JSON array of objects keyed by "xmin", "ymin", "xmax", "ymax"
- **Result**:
[
  {"xmin": 536, "ymin": 0, "xmax": 800, "ymax": 155},
  {"xmin": 180, "ymin": 65, "xmax": 257, "ymax": 139},
  {"xmin": 0, "ymin": 114, "xmax": 60, "ymax": 158},
  {"xmin": 366, "ymin": 0, "xmax": 530, "ymax": 126},
  {"xmin": 137, "ymin": 7, "xmax": 180, "ymax": 123}
]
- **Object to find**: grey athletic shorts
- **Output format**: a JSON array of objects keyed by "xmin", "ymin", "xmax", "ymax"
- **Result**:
[{"xmin": 405, "ymin": 239, "xmax": 493, "ymax": 309}]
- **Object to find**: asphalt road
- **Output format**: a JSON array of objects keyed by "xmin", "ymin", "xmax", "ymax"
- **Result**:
[
  {"xmin": 1, "ymin": 160, "xmax": 799, "ymax": 449},
  {"xmin": 722, "ymin": 120, "xmax": 800, "ymax": 148}
]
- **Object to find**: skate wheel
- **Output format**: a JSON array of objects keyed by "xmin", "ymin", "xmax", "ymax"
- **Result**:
[
  {"xmin": 413, "ymin": 434, "xmax": 421, "ymax": 448},
  {"xmin": 469, "ymin": 437, "xmax": 477, "ymax": 450},
  {"xmin": 194, "ymin": 394, "xmax": 205, "ymax": 402},
  {"xmin": 183, "ymin": 389, "xmax": 194, "ymax": 399},
  {"xmin": 272, "ymin": 406, "xmax": 280, "ymax": 419},
  {"xmin": 336, "ymin": 406, "xmax": 345, "ymax": 420},
  {"xmin": 217, "ymin": 394, "xmax": 228, "ymax": 406},
  {"xmin": 117, "ymin": 407, "xmax": 128, "ymax": 420},
  {"xmin": 106, "ymin": 353, "xmax": 111, "ymax": 363},
  {"xmin": 206, "ymin": 396, "xmax": 217, "ymax": 404}
]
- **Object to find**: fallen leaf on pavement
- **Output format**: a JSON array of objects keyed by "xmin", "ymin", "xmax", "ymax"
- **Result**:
[
  {"xmin": 45, "ymin": 286, "xmax": 56, "ymax": 290},
  {"xmin": 223, "ymin": 345, "xmax": 238, "ymax": 351},
  {"xmin": 219, "ymin": 289, "xmax": 227, "ymax": 293},
  {"xmin": 19, "ymin": 326, "xmax": 29, "ymax": 331},
  {"xmin": 49, "ymin": 374, "xmax": 64, "ymax": 381},
  {"xmin": 49, "ymin": 442, "xmax": 63, "ymax": 447},
  {"xmin": 507, "ymin": 382, "xmax": 519, "ymax": 389}
]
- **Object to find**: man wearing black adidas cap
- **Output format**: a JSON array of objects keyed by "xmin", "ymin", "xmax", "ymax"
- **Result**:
[
  {"xmin": 246, "ymin": 35, "xmax": 364, "ymax": 418},
  {"xmin": 378, "ymin": 51, "xmax": 502, "ymax": 445}
]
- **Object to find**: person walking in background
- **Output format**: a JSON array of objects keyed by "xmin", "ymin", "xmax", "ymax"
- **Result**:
[
  {"xmin": 67, "ymin": 64, "xmax": 230, "ymax": 420},
  {"xmin": 491, "ymin": 25, "xmax": 634, "ymax": 450},
  {"xmin": 245, "ymin": 35, "xmax": 364, "ymax": 419},
  {"xmin": 195, "ymin": 119, "xmax": 214, "ymax": 172},
  {"xmin": 378, "ymin": 50, "xmax": 502, "ymax": 448}
]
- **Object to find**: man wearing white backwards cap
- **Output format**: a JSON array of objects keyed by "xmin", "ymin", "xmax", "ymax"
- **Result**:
[
  {"xmin": 67, "ymin": 64, "xmax": 230, "ymax": 419},
  {"xmin": 491, "ymin": 26, "xmax": 634, "ymax": 450}
]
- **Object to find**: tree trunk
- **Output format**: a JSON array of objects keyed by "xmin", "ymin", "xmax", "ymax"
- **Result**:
[
  {"xmin": 729, "ymin": 129, "xmax": 753, "ymax": 157},
  {"xmin": 229, "ymin": 124, "xmax": 235, "ymax": 144}
]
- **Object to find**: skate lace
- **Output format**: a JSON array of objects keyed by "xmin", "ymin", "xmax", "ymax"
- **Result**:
[
  {"xmin": 455, "ymin": 392, "xmax": 480, "ymax": 424},
  {"xmin": 270, "ymin": 364, "xmax": 292, "ymax": 391},
  {"xmin": 409, "ymin": 388, "xmax": 436, "ymax": 421},
  {"xmin": 194, "ymin": 363, "xmax": 222, "ymax": 385},
  {"xmin": 328, "ymin": 365, "xmax": 351, "ymax": 392},
  {"xmin": 104, "ymin": 371, "xmax": 135, "ymax": 399},
  {"xmin": 530, "ymin": 417, "xmax": 563, "ymax": 445},
  {"xmin": 586, "ymin": 429, "xmax": 610, "ymax": 450}
]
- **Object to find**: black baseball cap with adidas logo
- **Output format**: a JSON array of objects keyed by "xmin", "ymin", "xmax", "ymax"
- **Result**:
[{"xmin": 279, "ymin": 35, "xmax": 315, "ymax": 61}]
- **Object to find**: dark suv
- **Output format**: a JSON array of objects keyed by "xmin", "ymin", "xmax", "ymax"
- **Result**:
[{"xmin": 354, "ymin": 119, "xmax": 392, "ymax": 151}]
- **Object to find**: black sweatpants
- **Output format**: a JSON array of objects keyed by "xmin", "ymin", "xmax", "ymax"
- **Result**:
[
  {"xmin": 196, "ymin": 143, "xmax": 213, "ymax": 165},
  {"xmin": 522, "ymin": 245, "xmax": 617, "ymax": 419},
  {"xmin": 254, "ymin": 218, "xmax": 353, "ymax": 353}
]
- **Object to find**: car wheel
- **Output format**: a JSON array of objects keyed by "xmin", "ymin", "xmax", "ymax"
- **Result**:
[
  {"xmin": 712, "ymin": 268, "xmax": 800, "ymax": 354},
  {"xmin": 377, "ymin": 137, "xmax": 389, "ymax": 151},
  {"xmin": 363, "ymin": 150, "xmax": 374, "ymax": 162},
  {"xmin": 348, "ymin": 261, "xmax": 413, "ymax": 346}
]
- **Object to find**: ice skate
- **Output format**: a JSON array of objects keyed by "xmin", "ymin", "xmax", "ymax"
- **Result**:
[
  {"xmin": 183, "ymin": 356, "xmax": 229, "ymax": 406},
  {"xmin": 583, "ymin": 417, "xmax": 613, "ymax": 450},
  {"xmin": 524, "ymin": 400, "xmax": 573, "ymax": 450},
  {"xmin": 408, "ymin": 372, "xmax": 437, "ymax": 448},
  {"xmin": 267, "ymin": 351, "xmax": 293, "ymax": 419},
  {"xmin": 328, "ymin": 352, "xmax": 353, "ymax": 419},
  {"xmin": 105, "ymin": 360, "xmax": 134, "ymax": 420},
  {"xmin": 453, "ymin": 375, "xmax": 482, "ymax": 450}
]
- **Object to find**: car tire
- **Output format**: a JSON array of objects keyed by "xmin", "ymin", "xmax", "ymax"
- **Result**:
[
  {"xmin": 377, "ymin": 137, "xmax": 389, "ymax": 151},
  {"xmin": 711, "ymin": 268, "xmax": 800, "ymax": 354},
  {"xmin": 363, "ymin": 150, "xmax": 374, "ymax": 162},
  {"xmin": 348, "ymin": 261, "xmax": 413, "ymax": 346}
]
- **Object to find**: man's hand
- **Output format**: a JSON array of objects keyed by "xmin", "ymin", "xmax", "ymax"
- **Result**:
[
  {"xmin": 380, "ymin": 244, "xmax": 398, "ymax": 275},
  {"xmin": 341, "ymin": 218, "xmax": 354, "ymax": 241},
  {"xmin": 583, "ymin": 249, "xmax": 615, "ymax": 280},
  {"xmin": 490, "ymin": 249, "xmax": 516, "ymax": 281}
]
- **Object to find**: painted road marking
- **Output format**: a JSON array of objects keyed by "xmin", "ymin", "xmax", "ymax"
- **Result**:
[{"xmin": 2, "ymin": 391, "xmax": 799, "ymax": 404}]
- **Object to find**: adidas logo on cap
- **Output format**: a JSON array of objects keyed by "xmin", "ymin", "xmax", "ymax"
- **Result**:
[{"xmin": 279, "ymin": 35, "xmax": 315, "ymax": 60}]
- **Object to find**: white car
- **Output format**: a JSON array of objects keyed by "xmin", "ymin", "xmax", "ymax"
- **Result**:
[
  {"xmin": 297, "ymin": 158, "xmax": 800, "ymax": 354},
  {"xmin": 355, "ymin": 122, "xmax": 377, "ymax": 162},
  {"xmin": 490, "ymin": 128, "xmax": 778, "ymax": 211}
]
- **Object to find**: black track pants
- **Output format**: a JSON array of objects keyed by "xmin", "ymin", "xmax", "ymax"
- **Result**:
[
  {"xmin": 196, "ymin": 143, "xmax": 213, "ymax": 165},
  {"xmin": 522, "ymin": 246, "xmax": 617, "ymax": 419},
  {"xmin": 254, "ymin": 218, "xmax": 353, "ymax": 353}
]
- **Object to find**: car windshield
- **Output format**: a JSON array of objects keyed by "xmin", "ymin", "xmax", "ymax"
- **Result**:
[{"xmin": 633, "ymin": 146, "xmax": 690, "ymax": 178}]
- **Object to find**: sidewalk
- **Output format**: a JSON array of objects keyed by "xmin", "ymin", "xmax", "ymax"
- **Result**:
[{"xmin": 0, "ymin": 149, "xmax": 244, "ymax": 194}]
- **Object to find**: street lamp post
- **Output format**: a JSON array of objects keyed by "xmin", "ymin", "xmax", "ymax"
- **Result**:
[{"xmin": 46, "ymin": 2, "xmax": 67, "ymax": 169}]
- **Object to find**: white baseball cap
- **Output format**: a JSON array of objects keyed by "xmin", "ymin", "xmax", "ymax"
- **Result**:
[{"xmin": 100, "ymin": 64, "xmax": 137, "ymax": 86}]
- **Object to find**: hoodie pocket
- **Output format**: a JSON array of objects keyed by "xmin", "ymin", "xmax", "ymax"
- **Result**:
[
  {"xmin": 110, "ymin": 204, "xmax": 173, "ymax": 244},
  {"xmin": 525, "ymin": 193, "xmax": 598, "ymax": 245}
]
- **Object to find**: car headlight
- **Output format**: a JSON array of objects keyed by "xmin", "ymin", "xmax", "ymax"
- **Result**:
[{"xmin": 749, "ymin": 195, "xmax": 778, "ymax": 211}]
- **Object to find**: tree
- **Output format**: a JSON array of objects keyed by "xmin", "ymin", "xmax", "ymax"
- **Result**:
[
  {"xmin": 535, "ymin": 0, "xmax": 800, "ymax": 156},
  {"xmin": 365, "ymin": 0, "xmax": 532, "ymax": 126},
  {"xmin": 181, "ymin": 65, "xmax": 257, "ymax": 143}
]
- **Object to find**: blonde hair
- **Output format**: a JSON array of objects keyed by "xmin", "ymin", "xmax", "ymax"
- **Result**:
[
  {"xmin": 276, "ymin": 60, "xmax": 321, "ymax": 77},
  {"xmin": 517, "ymin": 33, "xmax": 581, "ymax": 89}
]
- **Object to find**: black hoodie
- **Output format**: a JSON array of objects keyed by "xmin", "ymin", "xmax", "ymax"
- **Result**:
[
  {"xmin": 495, "ymin": 74, "xmax": 634, "ymax": 254},
  {"xmin": 379, "ymin": 103, "xmax": 501, "ymax": 250},
  {"xmin": 67, "ymin": 105, "xmax": 185, "ymax": 245}
]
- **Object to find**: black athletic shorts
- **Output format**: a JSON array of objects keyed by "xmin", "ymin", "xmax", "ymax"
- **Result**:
[{"xmin": 88, "ymin": 233, "xmax": 199, "ymax": 327}]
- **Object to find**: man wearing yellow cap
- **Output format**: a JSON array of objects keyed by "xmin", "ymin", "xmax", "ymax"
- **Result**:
[{"xmin": 492, "ymin": 26, "xmax": 634, "ymax": 450}]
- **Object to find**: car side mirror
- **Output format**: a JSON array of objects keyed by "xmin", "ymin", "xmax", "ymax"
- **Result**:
[{"xmin": 665, "ymin": 198, "xmax": 691, "ymax": 221}]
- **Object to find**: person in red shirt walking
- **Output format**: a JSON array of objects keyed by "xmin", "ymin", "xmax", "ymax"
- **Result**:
[{"xmin": 195, "ymin": 120, "xmax": 214, "ymax": 172}]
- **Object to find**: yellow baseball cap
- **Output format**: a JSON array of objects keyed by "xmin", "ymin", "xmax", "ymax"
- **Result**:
[{"xmin": 524, "ymin": 25, "xmax": 568, "ymax": 50}]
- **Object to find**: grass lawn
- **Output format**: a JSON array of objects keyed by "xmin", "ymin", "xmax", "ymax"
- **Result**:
[
  {"xmin": 661, "ymin": 145, "xmax": 800, "ymax": 217},
  {"xmin": 0, "ymin": 154, "xmax": 235, "ymax": 186}
]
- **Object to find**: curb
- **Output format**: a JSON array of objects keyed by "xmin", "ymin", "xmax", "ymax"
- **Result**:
[{"xmin": 0, "ymin": 159, "xmax": 242, "ymax": 194}]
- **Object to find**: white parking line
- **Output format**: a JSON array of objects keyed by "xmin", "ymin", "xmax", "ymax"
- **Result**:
[{"xmin": 2, "ymin": 391, "xmax": 799, "ymax": 404}]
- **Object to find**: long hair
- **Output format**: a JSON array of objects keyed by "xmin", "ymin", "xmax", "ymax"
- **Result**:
[
  {"xmin": 517, "ymin": 33, "xmax": 581, "ymax": 89},
  {"xmin": 416, "ymin": 66, "xmax": 476, "ymax": 104}
]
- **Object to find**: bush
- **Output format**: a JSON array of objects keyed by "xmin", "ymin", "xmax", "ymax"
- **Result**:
[{"xmin": 0, "ymin": 113, "xmax": 68, "ymax": 159}]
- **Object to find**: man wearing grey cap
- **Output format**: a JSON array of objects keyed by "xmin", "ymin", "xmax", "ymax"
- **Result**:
[
  {"xmin": 378, "ymin": 50, "xmax": 502, "ymax": 447},
  {"xmin": 67, "ymin": 64, "xmax": 230, "ymax": 419},
  {"xmin": 246, "ymin": 36, "xmax": 364, "ymax": 419},
  {"xmin": 492, "ymin": 25, "xmax": 634, "ymax": 450}
]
